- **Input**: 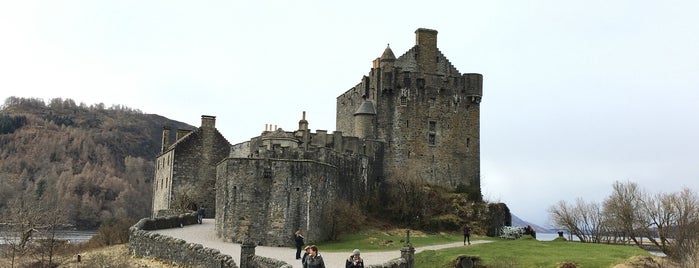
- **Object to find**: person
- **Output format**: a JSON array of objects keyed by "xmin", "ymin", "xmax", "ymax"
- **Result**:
[
  {"xmin": 294, "ymin": 230, "xmax": 305, "ymax": 259},
  {"xmin": 463, "ymin": 224, "xmax": 471, "ymax": 245},
  {"xmin": 303, "ymin": 245, "xmax": 325, "ymax": 268},
  {"xmin": 301, "ymin": 245, "xmax": 311, "ymax": 265},
  {"xmin": 197, "ymin": 207, "xmax": 205, "ymax": 224},
  {"xmin": 345, "ymin": 248, "xmax": 364, "ymax": 268}
]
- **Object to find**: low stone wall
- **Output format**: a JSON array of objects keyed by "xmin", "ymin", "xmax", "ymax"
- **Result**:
[
  {"xmin": 366, "ymin": 257, "xmax": 409, "ymax": 268},
  {"xmin": 129, "ymin": 213, "xmax": 238, "ymax": 268},
  {"xmin": 248, "ymin": 255, "xmax": 293, "ymax": 268}
]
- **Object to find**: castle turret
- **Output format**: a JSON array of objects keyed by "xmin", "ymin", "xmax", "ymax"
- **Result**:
[
  {"xmin": 353, "ymin": 99, "xmax": 377, "ymax": 139},
  {"xmin": 380, "ymin": 44, "xmax": 396, "ymax": 69}
]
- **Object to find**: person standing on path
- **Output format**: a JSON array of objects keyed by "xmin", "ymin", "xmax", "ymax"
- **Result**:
[
  {"xmin": 303, "ymin": 245, "xmax": 325, "ymax": 268},
  {"xmin": 463, "ymin": 224, "xmax": 471, "ymax": 245},
  {"xmin": 294, "ymin": 230, "xmax": 305, "ymax": 259},
  {"xmin": 345, "ymin": 248, "xmax": 364, "ymax": 268},
  {"xmin": 197, "ymin": 207, "xmax": 205, "ymax": 224},
  {"xmin": 301, "ymin": 246, "xmax": 311, "ymax": 266}
]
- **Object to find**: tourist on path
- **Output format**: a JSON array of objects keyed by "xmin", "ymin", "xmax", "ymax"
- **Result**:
[
  {"xmin": 345, "ymin": 248, "xmax": 364, "ymax": 268},
  {"xmin": 463, "ymin": 224, "xmax": 471, "ymax": 245},
  {"xmin": 197, "ymin": 207, "xmax": 205, "ymax": 224},
  {"xmin": 294, "ymin": 230, "xmax": 305, "ymax": 259},
  {"xmin": 303, "ymin": 245, "xmax": 325, "ymax": 268}
]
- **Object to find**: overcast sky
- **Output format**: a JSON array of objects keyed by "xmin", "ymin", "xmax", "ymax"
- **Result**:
[{"xmin": 2, "ymin": 1, "xmax": 698, "ymax": 227}]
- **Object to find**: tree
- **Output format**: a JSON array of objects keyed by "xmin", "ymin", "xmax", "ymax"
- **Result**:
[
  {"xmin": 602, "ymin": 181, "xmax": 645, "ymax": 246},
  {"xmin": 548, "ymin": 198, "xmax": 606, "ymax": 243}
]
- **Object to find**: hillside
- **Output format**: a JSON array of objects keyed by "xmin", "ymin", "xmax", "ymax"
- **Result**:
[{"xmin": 0, "ymin": 97, "xmax": 194, "ymax": 228}]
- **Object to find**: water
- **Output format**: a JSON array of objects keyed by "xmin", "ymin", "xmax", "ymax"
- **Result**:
[{"xmin": 0, "ymin": 230, "xmax": 96, "ymax": 245}]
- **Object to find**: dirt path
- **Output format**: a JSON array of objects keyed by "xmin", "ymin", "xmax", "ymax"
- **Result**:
[{"xmin": 153, "ymin": 219, "xmax": 490, "ymax": 268}]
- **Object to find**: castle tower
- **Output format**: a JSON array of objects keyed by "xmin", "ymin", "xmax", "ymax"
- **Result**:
[{"xmin": 336, "ymin": 28, "xmax": 483, "ymax": 198}]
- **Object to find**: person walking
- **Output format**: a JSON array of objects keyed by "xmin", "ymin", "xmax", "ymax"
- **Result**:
[
  {"xmin": 345, "ymin": 248, "xmax": 364, "ymax": 268},
  {"xmin": 303, "ymin": 245, "xmax": 325, "ymax": 268},
  {"xmin": 294, "ymin": 230, "xmax": 305, "ymax": 259},
  {"xmin": 197, "ymin": 207, "xmax": 205, "ymax": 224},
  {"xmin": 463, "ymin": 224, "xmax": 471, "ymax": 245}
]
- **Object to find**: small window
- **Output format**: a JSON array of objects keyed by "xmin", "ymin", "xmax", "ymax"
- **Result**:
[
  {"xmin": 417, "ymin": 79, "xmax": 425, "ymax": 89},
  {"xmin": 263, "ymin": 168, "xmax": 272, "ymax": 178},
  {"xmin": 428, "ymin": 121, "xmax": 437, "ymax": 145},
  {"xmin": 400, "ymin": 96, "xmax": 407, "ymax": 106}
]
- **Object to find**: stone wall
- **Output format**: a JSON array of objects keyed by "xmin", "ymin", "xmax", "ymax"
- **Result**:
[
  {"xmin": 216, "ymin": 158, "xmax": 341, "ymax": 246},
  {"xmin": 129, "ymin": 213, "xmax": 238, "ymax": 268}
]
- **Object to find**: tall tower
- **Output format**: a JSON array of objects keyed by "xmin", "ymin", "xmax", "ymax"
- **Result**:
[{"xmin": 336, "ymin": 28, "xmax": 483, "ymax": 196}]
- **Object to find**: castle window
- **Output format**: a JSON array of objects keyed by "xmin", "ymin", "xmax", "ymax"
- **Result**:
[
  {"xmin": 417, "ymin": 78, "xmax": 425, "ymax": 89},
  {"xmin": 428, "ymin": 121, "xmax": 437, "ymax": 145},
  {"xmin": 263, "ymin": 168, "xmax": 272, "ymax": 178},
  {"xmin": 400, "ymin": 96, "xmax": 407, "ymax": 106},
  {"xmin": 466, "ymin": 138, "xmax": 470, "ymax": 147}
]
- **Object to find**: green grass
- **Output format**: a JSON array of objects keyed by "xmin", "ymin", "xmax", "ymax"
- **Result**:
[
  {"xmin": 315, "ymin": 230, "xmax": 463, "ymax": 252},
  {"xmin": 313, "ymin": 232, "xmax": 650, "ymax": 267},
  {"xmin": 415, "ymin": 236, "xmax": 651, "ymax": 268}
]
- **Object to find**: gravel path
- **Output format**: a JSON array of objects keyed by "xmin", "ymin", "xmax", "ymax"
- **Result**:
[{"xmin": 153, "ymin": 219, "xmax": 489, "ymax": 268}]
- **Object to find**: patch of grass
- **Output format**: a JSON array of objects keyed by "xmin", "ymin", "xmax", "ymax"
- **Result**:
[
  {"xmin": 316, "ymin": 230, "xmax": 463, "ymax": 252},
  {"xmin": 414, "ymin": 238, "xmax": 651, "ymax": 268}
]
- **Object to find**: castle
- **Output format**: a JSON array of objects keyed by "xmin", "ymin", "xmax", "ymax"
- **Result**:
[{"xmin": 152, "ymin": 28, "xmax": 484, "ymax": 246}]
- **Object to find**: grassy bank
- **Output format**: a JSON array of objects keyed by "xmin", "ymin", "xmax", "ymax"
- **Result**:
[{"xmin": 415, "ymin": 236, "xmax": 654, "ymax": 268}]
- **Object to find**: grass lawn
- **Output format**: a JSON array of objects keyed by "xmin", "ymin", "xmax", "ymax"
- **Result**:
[
  {"xmin": 316, "ymin": 229, "xmax": 463, "ymax": 252},
  {"xmin": 306, "ymin": 230, "xmax": 654, "ymax": 267},
  {"xmin": 415, "ymin": 237, "xmax": 652, "ymax": 268}
]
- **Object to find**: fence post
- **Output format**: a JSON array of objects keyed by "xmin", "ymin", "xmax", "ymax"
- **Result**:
[
  {"xmin": 401, "ymin": 229, "xmax": 415, "ymax": 268},
  {"xmin": 240, "ymin": 239, "xmax": 256, "ymax": 268}
]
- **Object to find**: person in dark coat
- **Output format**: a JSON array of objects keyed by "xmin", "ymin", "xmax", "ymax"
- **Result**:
[
  {"xmin": 463, "ymin": 224, "xmax": 471, "ymax": 245},
  {"xmin": 303, "ymin": 245, "xmax": 325, "ymax": 268},
  {"xmin": 301, "ymin": 246, "xmax": 310, "ymax": 265},
  {"xmin": 345, "ymin": 248, "xmax": 364, "ymax": 268},
  {"xmin": 197, "ymin": 207, "xmax": 205, "ymax": 224},
  {"xmin": 294, "ymin": 230, "xmax": 305, "ymax": 259}
]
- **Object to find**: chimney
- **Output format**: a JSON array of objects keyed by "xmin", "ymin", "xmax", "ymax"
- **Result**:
[
  {"xmin": 161, "ymin": 126, "xmax": 171, "ymax": 152},
  {"xmin": 201, "ymin": 115, "xmax": 216, "ymax": 129},
  {"xmin": 415, "ymin": 28, "xmax": 438, "ymax": 73}
]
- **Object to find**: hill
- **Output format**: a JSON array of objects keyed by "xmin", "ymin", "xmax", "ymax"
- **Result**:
[
  {"xmin": 0, "ymin": 97, "xmax": 194, "ymax": 228},
  {"xmin": 511, "ymin": 213, "xmax": 552, "ymax": 233}
]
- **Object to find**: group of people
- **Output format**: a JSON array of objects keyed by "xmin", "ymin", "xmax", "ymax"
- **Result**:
[{"xmin": 295, "ymin": 231, "xmax": 365, "ymax": 268}]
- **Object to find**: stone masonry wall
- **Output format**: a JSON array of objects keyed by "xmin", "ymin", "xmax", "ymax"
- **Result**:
[
  {"xmin": 216, "ymin": 158, "xmax": 340, "ymax": 246},
  {"xmin": 129, "ymin": 212, "xmax": 238, "ymax": 268}
]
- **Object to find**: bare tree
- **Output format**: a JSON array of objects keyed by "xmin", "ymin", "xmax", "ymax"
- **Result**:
[
  {"xmin": 602, "ymin": 181, "xmax": 646, "ymax": 246},
  {"xmin": 549, "ymin": 198, "xmax": 606, "ymax": 243},
  {"xmin": 0, "ymin": 193, "xmax": 42, "ymax": 268}
]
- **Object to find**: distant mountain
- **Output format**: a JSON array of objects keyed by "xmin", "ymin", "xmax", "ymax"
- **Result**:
[
  {"xmin": 511, "ymin": 214, "xmax": 553, "ymax": 233},
  {"xmin": 0, "ymin": 97, "xmax": 194, "ymax": 228}
]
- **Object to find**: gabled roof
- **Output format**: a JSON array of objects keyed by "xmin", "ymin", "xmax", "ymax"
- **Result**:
[{"xmin": 393, "ymin": 46, "xmax": 461, "ymax": 75}]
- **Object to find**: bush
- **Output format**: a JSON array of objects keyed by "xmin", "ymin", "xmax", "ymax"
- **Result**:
[{"xmin": 90, "ymin": 218, "xmax": 135, "ymax": 246}]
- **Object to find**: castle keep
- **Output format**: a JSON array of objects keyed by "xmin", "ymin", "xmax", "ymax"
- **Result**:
[{"xmin": 152, "ymin": 28, "xmax": 484, "ymax": 246}]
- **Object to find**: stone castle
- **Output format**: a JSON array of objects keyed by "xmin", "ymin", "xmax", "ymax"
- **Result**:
[{"xmin": 152, "ymin": 28, "xmax": 484, "ymax": 246}]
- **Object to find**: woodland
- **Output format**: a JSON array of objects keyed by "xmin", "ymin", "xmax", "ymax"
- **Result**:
[{"xmin": 0, "ymin": 97, "xmax": 193, "ymax": 228}]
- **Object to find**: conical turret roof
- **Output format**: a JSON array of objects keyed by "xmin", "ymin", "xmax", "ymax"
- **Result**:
[
  {"xmin": 354, "ymin": 100, "xmax": 377, "ymax": 115},
  {"xmin": 380, "ymin": 44, "xmax": 396, "ymax": 62}
]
